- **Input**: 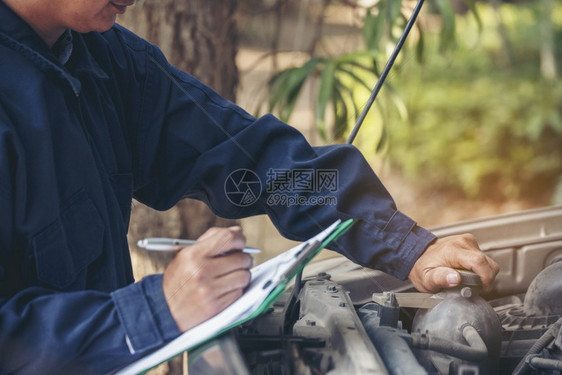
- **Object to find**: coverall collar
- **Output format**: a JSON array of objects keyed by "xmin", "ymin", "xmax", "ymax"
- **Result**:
[{"xmin": 0, "ymin": 1, "xmax": 109, "ymax": 95}]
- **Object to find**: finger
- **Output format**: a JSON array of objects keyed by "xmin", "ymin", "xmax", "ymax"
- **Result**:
[
  {"xmin": 449, "ymin": 250, "xmax": 498, "ymax": 288},
  {"xmin": 207, "ymin": 252, "xmax": 254, "ymax": 278},
  {"xmin": 197, "ymin": 225, "xmax": 242, "ymax": 242},
  {"xmin": 201, "ymin": 269, "xmax": 251, "ymax": 302},
  {"xmin": 206, "ymin": 287, "xmax": 246, "ymax": 318},
  {"xmin": 423, "ymin": 267, "xmax": 461, "ymax": 293},
  {"xmin": 431, "ymin": 234, "xmax": 497, "ymax": 288},
  {"xmin": 169, "ymin": 243, "xmax": 251, "ymax": 290},
  {"xmin": 215, "ymin": 269, "xmax": 252, "ymax": 296},
  {"xmin": 196, "ymin": 227, "xmax": 246, "ymax": 257},
  {"xmin": 479, "ymin": 257, "xmax": 500, "ymax": 291},
  {"xmin": 182, "ymin": 287, "xmax": 246, "ymax": 332}
]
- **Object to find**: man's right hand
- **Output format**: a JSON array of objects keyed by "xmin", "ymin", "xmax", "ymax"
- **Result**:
[
  {"xmin": 408, "ymin": 234, "xmax": 499, "ymax": 293},
  {"xmin": 162, "ymin": 226, "xmax": 253, "ymax": 332}
]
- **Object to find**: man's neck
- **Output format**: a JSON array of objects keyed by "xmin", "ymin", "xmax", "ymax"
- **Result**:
[{"xmin": 3, "ymin": 0, "xmax": 65, "ymax": 47}]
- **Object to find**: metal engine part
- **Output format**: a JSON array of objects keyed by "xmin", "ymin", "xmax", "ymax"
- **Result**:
[
  {"xmin": 292, "ymin": 278, "xmax": 389, "ymax": 374},
  {"xmin": 358, "ymin": 297, "xmax": 428, "ymax": 375},
  {"xmin": 524, "ymin": 259, "xmax": 562, "ymax": 316},
  {"xmin": 224, "ymin": 206, "xmax": 562, "ymax": 375},
  {"xmin": 411, "ymin": 286, "xmax": 502, "ymax": 374}
]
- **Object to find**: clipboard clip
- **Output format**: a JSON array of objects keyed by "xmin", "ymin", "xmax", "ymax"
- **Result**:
[
  {"xmin": 279, "ymin": 239, "xmax": 322, "ymax": 283},
  {"xmin": 261, "ymin": 239, "xmax": 322, "ymax": 291}
]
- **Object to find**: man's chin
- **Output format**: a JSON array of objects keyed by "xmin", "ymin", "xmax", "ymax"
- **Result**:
[
  {"xmin": 99, "ymin": 16, "xmax": 118, "ymax": 32},
  {"xmin": 76, "ymin": 18, "xmax": 117, "ymax": 33}
]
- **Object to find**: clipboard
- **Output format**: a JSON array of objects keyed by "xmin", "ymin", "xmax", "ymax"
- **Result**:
[{"xmin": 117, "ymin": 218, "xmax": 354, "ymax": 374}]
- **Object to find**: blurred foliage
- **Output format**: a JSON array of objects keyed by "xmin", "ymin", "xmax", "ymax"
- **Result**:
[
  {"xmin": 265, "ymin": 0, "xmax": 474, "ymax": 142},
  {"xmin": 384, "ymin": 2, "xmax": 562, "ymax": 201},
  {"xmin": 263, "ymin": 0, "xmax": 562, "ymax": 202},
  {"xmin": 268, "ymin": 52, "xmax": 380, "ymax": 140}
]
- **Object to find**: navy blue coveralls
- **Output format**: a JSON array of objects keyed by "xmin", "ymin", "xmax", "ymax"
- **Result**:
[{"xmin": 0, "ymin": 2, "xmax": 435, "ymax": 373}]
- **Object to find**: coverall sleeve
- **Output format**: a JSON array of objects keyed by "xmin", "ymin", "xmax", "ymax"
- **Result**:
[
  {"xmin": 0, "ymin": 115, "xmax": 179, "ymax": 374},
  {"xmin": 125, "ymin": 30, "xmax": 436, "ymax": 281}
]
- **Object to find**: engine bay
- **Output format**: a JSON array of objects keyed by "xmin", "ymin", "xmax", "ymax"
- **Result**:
[{"xmin": 188, "ymin": 206, "xmax": 562, "ymax": 375}]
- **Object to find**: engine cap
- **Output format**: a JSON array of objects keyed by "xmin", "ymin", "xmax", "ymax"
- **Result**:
[{"xmin": 456, "ymin": 269, "xmax": 483, "ymax": 286}]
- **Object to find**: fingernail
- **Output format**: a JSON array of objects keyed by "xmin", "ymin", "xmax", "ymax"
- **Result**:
[{"xmin": 447, "ymin": 273, "xmax": 460, "ymax": 285}]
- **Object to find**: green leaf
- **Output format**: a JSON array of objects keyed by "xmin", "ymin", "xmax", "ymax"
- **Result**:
[
  {"xmin": 335, "ymin": 50, "xmax": 379, "ymax": 64},
  {"xmin": 386, "ymin": 85, "xmax": 408, "ymax": 122},
  {"xmin": 335, "ymin": 77, "xmax": 360, "ymax": 122},
  {"xmin": 415, "ymin": 22, "xmax": 425, "ymax": 63},
  {"xmin": 338, "ymin": 66, "xmax": 374, "ymax": 93},
  {"xmin": 333, "ymin": 80, "xmax": 349, "ymax": 140},
  {"xmin": 375, "ymin": 100, "xmax": 388, "ymax": 152},
  {"xmin": 316, "ymin": 60, "xmax": 337, "ymax": 139},
  {"xmin": 376, "ymin": 120, "xmax": 387, "ymax": 153},
  {"xmin": 388, "ymin": 0, "xmax": 404, "ymax": 35},
  {"xmin": 268, "ymin": 58, "xmax": 322, "ymax": 122},
  {"xmin": 461, "ymin": 0, "xmax": 482, "ymax": 32},
  {"xmin": 434, "ymin": 0, "xmax": 456, "ymax": 51},
  {"xmin": 337, "ymin": 59, "xmax": 377, "ymax": 75},
  {"xmin": 363, "ymin": 7, "xmax": 386, "ymax": 52}
]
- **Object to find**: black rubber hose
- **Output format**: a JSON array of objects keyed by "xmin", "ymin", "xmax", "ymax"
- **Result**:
[
  {"xmin": 410, "ymin": 324, "xmax": 488, "ymax": 363},
  {"xmin": 364, "ymin": 326, "xmax": 428, "ymax": 375},
  {"xmin": 529, "ymin": 357, "xmax": 562, "ymax": 371},
  {"xmin": 512, "ymin": 317, "xmax": 562, "ymax": 375}
]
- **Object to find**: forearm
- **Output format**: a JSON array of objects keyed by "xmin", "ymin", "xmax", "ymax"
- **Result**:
[
  {"xmin": 124, "ymin": 38, "xmax": 435, "ymax": 279},
  {"xmin": 259, "ymin": 140, "xmax": 437, "ymax": 279},
  {"xmin": 0, "ymin": 275, "xmax": 179, "ymax": 374},
  {"xmin": 174, "ymin": 114, "xmax": 435, "ymax": 279}
]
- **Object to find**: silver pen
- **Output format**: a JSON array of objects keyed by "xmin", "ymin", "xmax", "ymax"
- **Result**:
[{"xmin": 136, "ymin": 237, "xmax": 261, "ymax": 254}]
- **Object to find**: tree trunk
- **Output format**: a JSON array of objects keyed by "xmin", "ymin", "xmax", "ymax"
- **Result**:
[
  {"xmin": 120, "ymin": 0, "xmax": 239, "ymax": 100},
  {"xmin": 118, "ymin": 3, "xmax": 240, "ymax": 372},
  {"xmin": 120, "ymin": 0, "xmax": 240, "ymax": 268}
]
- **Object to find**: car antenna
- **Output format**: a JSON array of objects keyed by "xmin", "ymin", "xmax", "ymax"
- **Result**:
[{"xmin": 346, "ymin": 0, "xmax": 425, "ymax": 145}]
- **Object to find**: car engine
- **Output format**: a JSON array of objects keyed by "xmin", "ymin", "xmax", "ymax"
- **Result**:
[{"xmin": 189, "ymin": 206, "xmax": 562, "ymax": 375}]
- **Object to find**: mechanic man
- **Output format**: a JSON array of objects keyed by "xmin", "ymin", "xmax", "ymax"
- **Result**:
[{"xmin": 0, "ymin": 0, "xmax": 499, "ymax": 373}]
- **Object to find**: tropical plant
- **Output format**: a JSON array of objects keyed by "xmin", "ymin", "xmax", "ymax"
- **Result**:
[
  {"xmin": 263, "ymin": 0, "xmax": 478, "ymax": 144},
  {"xmin": 262, "ymin": 0, "xmax": 562, "ymax": 202}
]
